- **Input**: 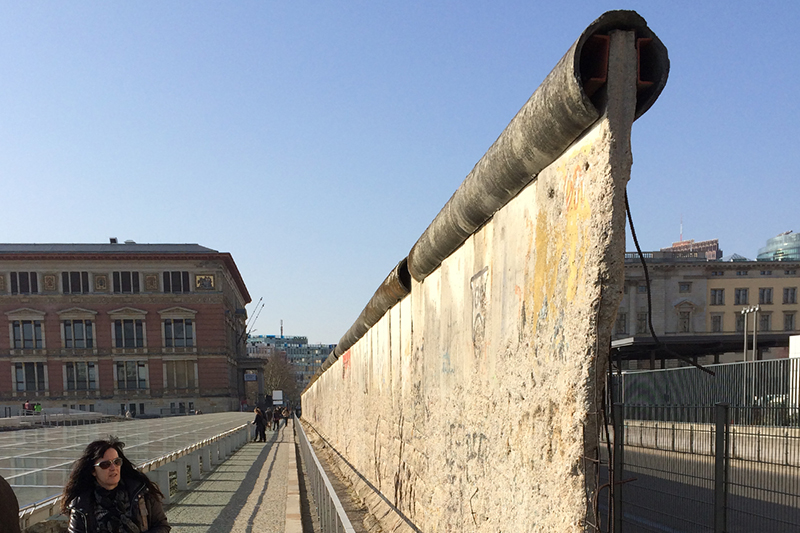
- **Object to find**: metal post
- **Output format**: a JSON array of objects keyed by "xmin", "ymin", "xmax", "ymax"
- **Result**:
[
  {"xmin": 753, "ymin": 306, "xmax": 759, "ymax": 362},
  {"xmin": 742, "ymin": 309, "xmax": 748, "ymax": 362},
  {"xmin": 714, "ymin": 403, "xmax": 729, "ymax": 533},
  {"xmin": 613, "ymin": 403, "xmax": 624, "ymax": 533}
]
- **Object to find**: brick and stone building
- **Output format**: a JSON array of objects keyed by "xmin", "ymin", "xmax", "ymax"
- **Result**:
[{"xmin": 0, "ymin": 242, "xmax": 251, "ymax": 417}]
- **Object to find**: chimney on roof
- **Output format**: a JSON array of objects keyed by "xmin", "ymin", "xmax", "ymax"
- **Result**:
[{"xmin": 109, "ymin": 238, "xmax": 118, "ymax": 244}]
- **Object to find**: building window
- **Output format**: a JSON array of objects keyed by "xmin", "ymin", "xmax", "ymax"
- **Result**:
[
  {"xmin": 784, "ymin": 312, "xmax": 796, "ymax": 331},
  {"xmin": 163, "ymin": 271, "xmax": 190, "ymax": 293},
  {"xmin": 164, "ymin": 319, "xmax": 194, "ymax": 347},
  {"xmin": 736, "ymin": 314, "xmax": 745, "ymax": 332},
  {"xmin": 637, "ymin": 285, "xmax": 647, "ymax": 294},
  {"xmin": 736, "ymin": 270, "xmax": 749, "ymax": 276},
  {"xmin": 711, "ymin": 314, "xmax": 723, "ymax": 333},
  {"xmin": 114, "ymin": 319, "xmax": 144, "ymax": 348},
  {"xmin": 678, "ymin": 311, "xmax": 691, "ymax": 333},
  {"xmin": 62, "ymin": 272, "xmax": 90, "ymax": 294},
  {"xmin": 759, "ymin": 288, "xmax": 773, "ymax": 305},
  {"xmin": 113, "ymin": 272, "xmax": 140, "ymax": 294},
  {"xmin": 11, "ymin": 272, "xmax": 38, "ymax": 295},
  {"xmin": 116, "ymin": 361, "xmax": 147, "ymax": 389},
  {"xmin": 12, "ymin": 320, "xmax": 43, "ymax": 349},
  {"xmin": 636, "ymin": 312, "xmax": 649, "ymax": 334},
  {"xmin": 784, "ymin": 287, "xmax": 797, "ymax": 304},
  {"xmin": 735, "ymin": 288, "xmax": 749, "ymax": 306},
  {"xmin": 615, "ymin": 313, "xmax": 627, "ymax": 335},
  {"xmin": 711, "ymin": 271, "xmax": 724, "ymax": 277},
  {"xmin": 786, "ymin": 270, "xmax": 797, "ymax": 276},
  {"xmin": 15, "ymin": 362, "xmax": 45, "ymax": 392},
  {"xmin": 761, "ymin": 270, "xmax": 772, "ymax": 276},
  {"xmin": 710, "ymin": 289, "xmax": 725, "ymax": 305},
  {"xmin": 759, "ymin": 313, "xmax": 771, "ymax": 332},
  {"xmin": 65, "ymin": 362, "xmax": 96, "ymax": 390},
  {"xmin": 63, "ymin": 320, "xmax": 94, "ymax": 348},
  {"xmin": 679, "ymin": 282, "xmax": 692, "ymax": 293},
  {"xmin": 165, "ymin": 360, "xmax": 196, "ymax": 389}
]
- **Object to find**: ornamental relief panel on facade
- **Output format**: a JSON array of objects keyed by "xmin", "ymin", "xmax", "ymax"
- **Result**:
[
  {"xmin": 194, "ymin": 274, "xmax": 215, "ymax": 290},
  {"xmin": 145, "ymin": 275, "xmax": 159, "ymax": 291},
  {"xmin": 43, "ymin": 274, "xmax": 57, "ymax": 292}
]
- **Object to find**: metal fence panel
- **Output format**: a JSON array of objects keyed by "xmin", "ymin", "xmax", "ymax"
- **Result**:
[
  {"xmin": 600, "ymin": 360, "xmax": 800, "ymax": 532},
  {"xmin": 725, "ymin": 406, "xmax": 800, "ymax": 533}
]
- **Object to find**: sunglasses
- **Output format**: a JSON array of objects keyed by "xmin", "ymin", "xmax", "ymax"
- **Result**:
[{"xmin": 94, "ymin": 457, "xmax": 123, "ymax": 469}]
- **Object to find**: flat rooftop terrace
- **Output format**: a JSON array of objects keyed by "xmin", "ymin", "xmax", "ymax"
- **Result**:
[{"xmin": 1, "ymin": 412, "xmax": 252, "ymax": 508}]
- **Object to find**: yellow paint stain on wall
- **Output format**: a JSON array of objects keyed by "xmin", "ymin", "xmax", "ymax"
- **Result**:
[
  {"xmin": 561, "ymin": 156, "xmax": 593, "ymax": 302},
  {"xmin": 528, "ymin": 140, "xmax": 596, "ymax": 336}
]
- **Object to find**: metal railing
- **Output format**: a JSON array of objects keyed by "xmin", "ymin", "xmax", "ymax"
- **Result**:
[{"xmin": 295, "ymin": 415, "xmax": 356, "ymax": 533}]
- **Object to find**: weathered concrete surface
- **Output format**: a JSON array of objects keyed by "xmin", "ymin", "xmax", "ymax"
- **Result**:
[{"xmin": 303, "ymin": 30, "xmax": 639, "ymax": 533}]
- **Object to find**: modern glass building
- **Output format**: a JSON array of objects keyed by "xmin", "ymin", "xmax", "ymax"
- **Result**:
[{"xmin": 757, "ymin": 231, "xmax": 800, "ymax": 261}]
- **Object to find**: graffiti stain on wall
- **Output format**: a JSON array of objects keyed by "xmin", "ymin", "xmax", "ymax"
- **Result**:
[{"xmin": 342, "ymin": 350, "xmax": 351, "ymax": 379}]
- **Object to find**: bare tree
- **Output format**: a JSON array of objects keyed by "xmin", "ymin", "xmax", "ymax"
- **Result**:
[{"xmin": 262, "ymin": 352, "xmax": 299, "ymax": 404}]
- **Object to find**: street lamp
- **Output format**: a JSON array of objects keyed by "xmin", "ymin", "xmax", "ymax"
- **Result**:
[
  {"xmin": 741, "ymin": 304, "xmax": 760, "ymax": 408},
  {"xmin": 740, "ymin": 305, "xmax": 760, "ymax": 362}
]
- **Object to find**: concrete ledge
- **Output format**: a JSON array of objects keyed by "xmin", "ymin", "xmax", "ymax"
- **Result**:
[{"xmin": 285, "ymin": 419, "xmax": 303, "ymax": 533}]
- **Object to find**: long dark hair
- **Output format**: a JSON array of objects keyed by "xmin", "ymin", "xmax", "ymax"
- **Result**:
[{"xmin": 61, "ymin": 436, "xmax": 163, "ymax": 513}]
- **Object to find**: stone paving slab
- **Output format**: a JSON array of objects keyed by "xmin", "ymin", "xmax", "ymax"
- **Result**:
[{"xmin": 166, "ymin": 419, "xmax": 302, "ymax": 533}]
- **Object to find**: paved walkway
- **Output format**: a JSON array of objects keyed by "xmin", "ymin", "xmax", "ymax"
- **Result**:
[{"xmin": 166, "ymin": 419, "xmax": 302, "ymax": 533}]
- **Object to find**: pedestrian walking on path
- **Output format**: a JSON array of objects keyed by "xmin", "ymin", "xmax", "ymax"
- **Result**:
[
  {"xmin": 253, "ymin": 408, "xmax": 267, "ymax": 442},
  {"xmin": 272, "ymin": 406, "xmax": 282, "ymax": 430}
]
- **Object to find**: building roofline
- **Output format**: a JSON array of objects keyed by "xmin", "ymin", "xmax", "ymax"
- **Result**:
[{"xmin": 0, "ymin": 244, "xmax": 252, "ymax": 305}]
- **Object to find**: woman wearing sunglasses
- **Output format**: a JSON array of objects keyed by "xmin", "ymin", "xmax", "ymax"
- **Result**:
[{"xmin": 61, "ymin": 437, "xmax": 170, "ymax": 533}]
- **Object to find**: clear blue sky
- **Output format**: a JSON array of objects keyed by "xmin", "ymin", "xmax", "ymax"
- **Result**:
[{"xmin": 1, "ymin": 2, "xmax": 798, "ymax": 343}]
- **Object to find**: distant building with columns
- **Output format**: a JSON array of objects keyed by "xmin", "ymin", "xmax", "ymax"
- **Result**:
[{"xmin": 616, "ymin": 236, "xmax": 800, "ymax": 370}]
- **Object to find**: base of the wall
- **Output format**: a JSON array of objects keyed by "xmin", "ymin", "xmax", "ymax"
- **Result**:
[{"xmin": 301, "ymin": 420, "xmax": 420, "ymax": 533}]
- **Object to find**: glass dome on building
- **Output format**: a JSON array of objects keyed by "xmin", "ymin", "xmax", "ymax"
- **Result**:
[{"xmin": 757, "ymin": 231, "xmax": 800, "ymax": 261}]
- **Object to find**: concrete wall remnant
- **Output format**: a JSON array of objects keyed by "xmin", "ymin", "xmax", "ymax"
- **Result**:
[{"xmin": 303, "ymin": 10, "xmax": 669, "ymax": 532}]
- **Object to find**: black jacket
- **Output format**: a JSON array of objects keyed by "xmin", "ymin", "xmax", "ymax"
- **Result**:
[{"xmin": 67, "ymin": 477, "xmax": 170, "ymax": 533}]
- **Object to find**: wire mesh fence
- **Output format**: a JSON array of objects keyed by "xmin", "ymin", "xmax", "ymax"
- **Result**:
[{"xmin": 599, "ymin": 401, "xmax": 800, "ymax": 532}]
